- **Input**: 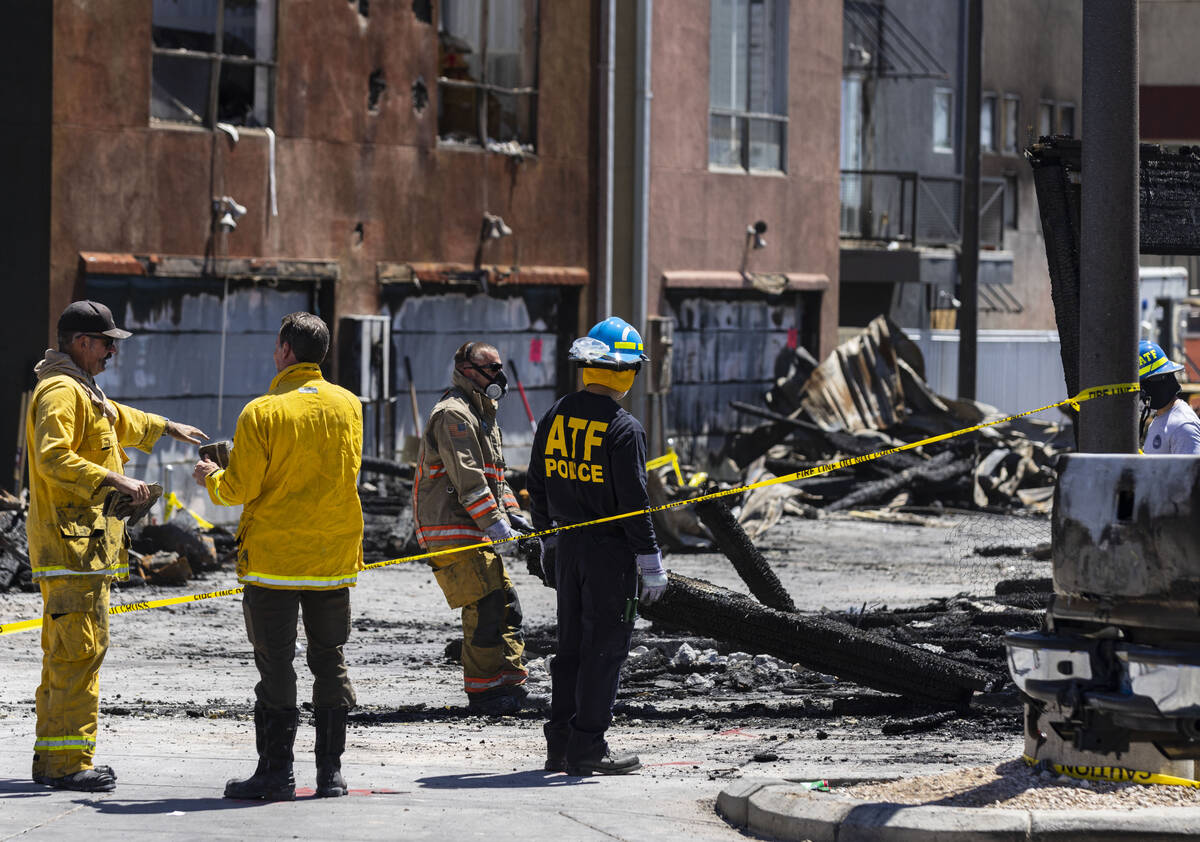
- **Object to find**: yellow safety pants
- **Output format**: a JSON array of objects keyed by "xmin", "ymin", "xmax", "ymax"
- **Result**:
[
  {"xmin": 32, "ymin": 576, "xmax": 110, "ymax": 780},
  {"xmin": 430, "ymin": 546, "xmax": 527, "ymax": 696}
]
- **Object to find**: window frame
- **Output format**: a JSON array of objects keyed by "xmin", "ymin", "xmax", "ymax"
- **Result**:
[
  {"xmin": 1002, "ymin": 93, "xmax": 1021, "ymax": 155},
  {"xmin": 932, "ymin": 87, "xmax": 954, "ymax": 154},
  {"xmin": 1038, "ymin": 100, "xmax": 1054, "ymax": 139},
  {"xmin": 150, "ymin": 0, "xmax": 278, "ymax": 129},
  {"xmin": 980, "ymin": 92, "xmax": 997, "ymax": 152},
  {"xmin": 436, "ymin": 0, "xmax": 541, "ymax": 152},
  {"xmin": 1057, "ymin": 101, "xmax": 1076, "ymax": 138},
  {"xmin": 1004, "ymin": 173, "xmax": 1019, "ymax": 230},
  {"xmin": 707, "ymin": 0, "xmax": 791, "ymax": 174}
]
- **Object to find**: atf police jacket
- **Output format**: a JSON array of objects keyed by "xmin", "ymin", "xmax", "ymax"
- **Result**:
[
  {"xmin": 27, "ymin": 373, "xmax": 166, "ymax": 581},
  {"xmin": 205, "ymin": 363, "xmax": 364, "ymax": 590},
  {"xmin": 413, "ymin": 370, "xmax": 520, "ymax": 548},
  {"xmin": 527, "ymin": 389, "xmax": 659, "ymax": 555}
]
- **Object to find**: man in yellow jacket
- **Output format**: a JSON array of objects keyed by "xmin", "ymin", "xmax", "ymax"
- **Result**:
[
  {"xmin": 28, "ymin": 300, "xmax": 207, "ymax": 792},
  {"xmin": 414, "ymin": 341, "xmax": 542, "ymax": 715},
  {"xmin": 194, "ymin": 312, "xmax": 363, "ymax": 801}
]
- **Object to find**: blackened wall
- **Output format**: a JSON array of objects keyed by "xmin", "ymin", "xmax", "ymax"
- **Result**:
[{"xmin": 0, "ymin": 1, "xmax": 52, "ymax": 489}]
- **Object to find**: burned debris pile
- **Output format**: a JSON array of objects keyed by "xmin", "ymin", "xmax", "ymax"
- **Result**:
[
  {"xmin": 641, "ymin": 573, "xmax": 999, "ymax": 709},
  {"xmin": 0, "ymin": 492, "xmax": 31, "ymax": 592},
  {"xmin": 703, "ymin": 315, "xmax": 1069, "ymax": 519}
]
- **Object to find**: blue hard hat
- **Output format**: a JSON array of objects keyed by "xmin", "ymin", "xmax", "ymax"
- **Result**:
[
  {"xmin": 567, "ymin": 317, "xmax": 649, "ymax": 370},
  {"xmin": 1138, "ymin": 339, "xmax": 1184, "ymax": 381}
]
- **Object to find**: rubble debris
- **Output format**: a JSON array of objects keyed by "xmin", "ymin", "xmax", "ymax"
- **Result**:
[
  {"xmin": 710, "ymin": 316, "xmax": 1069, "ymax": 525},
  {"xmin": 0, "ymin": 507, "xmax": 32, "ymax": 592},
  {"xmin": 880, "ymin": 710, "xmax": 958, "ymax": 736},
  {"xmin": 135, "ymin": 520, "xmax": 219, "ymax": 572},
  {"xmin": 642, "ymin": 574, "xmax": 999, "ymax": 708},
  {"xmin": 131, "ymin": 550, "xmax": 193, "ymax": 586},
  {"xmin": 358, "ymin": 472, "xmax": 416, "ymax": 561},
  {"xmin": 692, "ymin": 498, "xmax": 796, "ymax": 612},
  {"xmin": 994, "ymin": 577, "xmax": 1053, "ymax": 596},
  {"xmin": 824, "ymin": 451, "xmax": 973, "ymax": 513}
]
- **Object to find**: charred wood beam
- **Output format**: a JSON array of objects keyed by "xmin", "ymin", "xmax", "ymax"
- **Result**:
[
  {"xmin": 641, "ymin": 574, "xmax": 998, "ymax": 708},
  {"xmin": 823, "ymin": 452, "xmax": 972, "ymax": 513},
  {"xmin": 729, "ymin": 401, "xmax": 926, "ymax": 471},
  {"xmin": 692, "ymin": 499, "xmax": 796, "ymax": 612}
]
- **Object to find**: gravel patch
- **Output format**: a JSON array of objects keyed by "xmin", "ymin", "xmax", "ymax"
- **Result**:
[{"xmin": 835, "ymin": 759, "xmax": 1200, "ymax": 811}]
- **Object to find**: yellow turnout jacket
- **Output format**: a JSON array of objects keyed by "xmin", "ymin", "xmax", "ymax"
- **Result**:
[
  {"xmin": 27, "ymin": 374, "xmax": 166, "ymax": 580},
  {"xmin": 204, "ymin": 363, "xmax": 365, "ymax": 590}
]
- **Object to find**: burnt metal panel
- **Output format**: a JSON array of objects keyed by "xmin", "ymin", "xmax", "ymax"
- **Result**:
[
  {"xmin": 382, "ymin": 285, "xmax": 579, "ymax": 466},
  {"xmin": 664, "ymin": 291, "xmax": 810, "ymax": 459},
  {"xmin": 82, "ymin": 274, "xmax": 325, "ymax": 524}
]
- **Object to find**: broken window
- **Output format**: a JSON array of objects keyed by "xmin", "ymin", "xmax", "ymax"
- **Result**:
[
  {"xmin": 1038, "ymin": 100, "xmax": 1054, "ymax": 139},
  {"xmin": 709, "ymin": 0, "xmax": 789, "ymax": 172},
  {"xmin": 151, "ymin": 0, "xmax": 276, "ymax": 128},
  {"xmin": 1003, "ymin": 93, "xmax": 1021, "ymax": 154},
  {"xmin": 437, "ymin": 0, "xmax": 539, "ymax": 151},
  {"xmin": 1058, "ymin": 102, "xmax": 1076, "ymax": 137}
]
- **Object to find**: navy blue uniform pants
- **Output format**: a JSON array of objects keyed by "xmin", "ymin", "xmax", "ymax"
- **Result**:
[{"xmin": 548, "ymin": 534, "xmax": 638, "ymax": 760}]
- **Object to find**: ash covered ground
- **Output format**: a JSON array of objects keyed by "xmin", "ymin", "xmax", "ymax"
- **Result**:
[{"xmin": 0, "ymin": 510, "xmax": 1046, "ymax": 790}]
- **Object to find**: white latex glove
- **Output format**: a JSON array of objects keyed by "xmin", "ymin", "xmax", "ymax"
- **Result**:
[
  {"xmin": 635, "ymin": 551, "xmax": 668, "ymax": 605},
  {"xmin": 485, "ymin": 519, "xmax": 518, "ymax": 552}
]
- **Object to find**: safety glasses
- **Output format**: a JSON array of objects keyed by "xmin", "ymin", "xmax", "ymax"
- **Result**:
[
  {"xmin": 83, "ymin": 334, "xmax": 116, "ymax": 349},
  {"xmin": 473, "ymin": 362, "xmax": 504, "ymax": 374}
]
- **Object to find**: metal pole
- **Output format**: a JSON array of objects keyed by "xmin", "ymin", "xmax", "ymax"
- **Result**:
[
  {"xmin": 1079, "ymin": 0, "xmax": 1139, "ymax": 454},
  {"xmin": 956, "ymin": 0, "xmax": 981, "ymax": 399}
]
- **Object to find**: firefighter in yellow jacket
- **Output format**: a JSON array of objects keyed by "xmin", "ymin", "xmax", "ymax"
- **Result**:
[
  {"xmin": 28, "ymin": 300, "xmax": 206, "ymax": 792},
  {"xmin": 194, "ymin": 312, "xmax": 364, "ymax": 801},
  {"xmin": 414, "ymin": 341, "xmax": 542, "ymax": 715}
]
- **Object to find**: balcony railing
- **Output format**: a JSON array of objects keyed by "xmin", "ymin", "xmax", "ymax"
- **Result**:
[{"xmin": 840, "ymin": 170, "xmax": 1006, "ymax": 248}]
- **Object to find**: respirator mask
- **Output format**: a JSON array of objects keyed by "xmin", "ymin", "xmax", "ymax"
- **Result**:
[{"xmin": 470, "ymin": 362, "xmax": 509, "ymax": 401}]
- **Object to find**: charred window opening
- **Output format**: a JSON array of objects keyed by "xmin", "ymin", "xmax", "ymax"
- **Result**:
[
  {"xmin": 369, "ymin": 70, "xmax": 387, "ymax": 112},
  {"xmin": 437, "ymin": 0, "xmax": 539, "ymax": 152},
  {"xmin": 353, "ymin": 0, "xmax": 369, "ymax": 16},
  {"xmin": 353, "ymin": 222, "xmax": 365, "ymax": 245},
  {"xmin": 151, "ymin": 0, "xmax": 277, "ymax": 129},
  {"xmin": 709, "ymin": 0, "xmax": 789, "ymax": 173},
  {"xmin": 412, "ymin": 76, "xmax": 429, "ymax": 114},
  {"xmin": 413, "ymin": 0, "xmax": 433, "ymax": 24}
]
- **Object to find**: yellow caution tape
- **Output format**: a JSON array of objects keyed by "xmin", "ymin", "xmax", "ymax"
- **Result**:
[
  {"xmin": 1022, "ymin": 754, "xmax": 1200, "ymax": 789},
  {"xmin": 0, "ymin": 587, "xmax": 245, "ymax": 637},
  {"xmin": 163, "ymin": 491, "xmax": 215, "ymax": 530},
  {"xmin": 0, "ymin": 381, "xmax": 1140, "ymax": 637},
  {"xmin": 645, "ymin": 446, "xmax": 686, "ymax": 486}
]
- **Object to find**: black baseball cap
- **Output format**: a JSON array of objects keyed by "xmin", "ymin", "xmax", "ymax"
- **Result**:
[{"xmin": 58, "ymin": 300, "xmax": 132, "ymax": 340}]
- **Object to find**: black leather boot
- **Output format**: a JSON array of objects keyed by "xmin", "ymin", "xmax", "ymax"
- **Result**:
[
  {"xmin": 543, "ymin": 723, "xmax": 568, "ymax": 773},
  {"xmin": 224, "ymin": 707, "xmax": 297, "ymax": 800},
  {"xmin": 314, "ymin": 707, "xmax": 348, "ymax": 798},
  {"xmin": 567, "ymin": 743, "xmax": 641, "ymax": 776}
]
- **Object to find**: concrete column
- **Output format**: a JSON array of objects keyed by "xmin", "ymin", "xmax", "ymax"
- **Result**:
[{"xmin": 1079, "ymin": 0, "xmax": 1139, "ymax": 453}]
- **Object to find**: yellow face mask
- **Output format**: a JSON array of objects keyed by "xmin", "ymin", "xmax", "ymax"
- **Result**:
[{"xmin": 581, "ymin": 367, "xmax": 636, "ymax": 394}]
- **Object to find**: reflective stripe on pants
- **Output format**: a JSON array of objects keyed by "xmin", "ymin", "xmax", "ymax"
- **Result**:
[{"xmin": 33, "ymin": 576, "xmax": 110, "ymax": 779}]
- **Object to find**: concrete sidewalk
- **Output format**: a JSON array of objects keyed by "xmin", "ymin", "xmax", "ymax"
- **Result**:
[
  {"xmin": 717, "ymin": 779, "xmax": 1200, "ymax": 841},
  {"xmin": 0, "ymin": 716, "xmax": 745, "ymax": 841}
]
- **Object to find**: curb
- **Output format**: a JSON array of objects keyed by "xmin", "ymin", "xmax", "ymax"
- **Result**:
[{"xmin": 716, "ymin": 780, "xmax": 1200, "ymax": 841}]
